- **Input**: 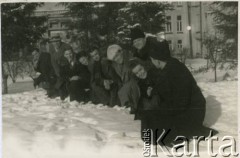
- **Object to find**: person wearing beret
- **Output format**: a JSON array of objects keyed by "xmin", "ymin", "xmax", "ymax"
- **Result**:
[{"xmin": 106, "ymin": 44, "xmax": 140, "ymax": 111}]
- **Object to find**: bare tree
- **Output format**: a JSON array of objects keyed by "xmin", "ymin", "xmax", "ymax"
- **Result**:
[{"xmin": 203, "ymin": 34, "xmax": 223, "ymax": 82}]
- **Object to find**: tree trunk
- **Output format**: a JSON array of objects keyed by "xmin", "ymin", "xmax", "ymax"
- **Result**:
[
  {"xmin": 187, "ymin": 2, "xmax": 194, "ymax": 59},
  {"xmin": 12, "ymin": 79, "xmax": 16, "ymax": 83},
  {"xmin": 2, "ymin": 74, "xmax": 8, "ymax": 94},
  {"xmin": 214, "ymin": 63, "xmax": 217, "ymax": 82},
  {"xmin": 206, "ymin": 59, "xmax": 209, "ymax": 69}
]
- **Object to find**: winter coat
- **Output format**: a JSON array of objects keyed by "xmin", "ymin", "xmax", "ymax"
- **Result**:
[
  {"xmin": 106, "ymin": 50, "xmax": 140, "ymax": 107},
  {"xmin": 151, "ymin": 57, "xmax": 206, "ymax": 118},
  {"xmin": 35, "ymin": 52, "xmax": 54, "ymax": 74},
  {"xmin": 49, "ymin": 42, "xmax": 72, "ymax": 77},
  {"xmin": 110, "ymin": 50, "xmax": 134, "ymax": 87},
  {"xmin": 138, "ymin": 57, "xmax": 207, "ymax": 143},
  {"xmin": 58, "ymin": 56, "xmax": 91, "ymax": 89},
  {"xmin": 87, "ymin": 58, "xmax": 119, "ymax": 106},
  {"xmin": 88, "ymin": 58, "xmax": 109, "ymax": 87}
]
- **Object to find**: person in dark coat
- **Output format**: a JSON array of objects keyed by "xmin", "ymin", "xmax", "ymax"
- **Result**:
[
  {"xmin": 59, "ymin": 49, "xmax": 91, "ymax": 102},
  {"xmin": 88, "ymin": 47, "xmax": 119, "ymax": 106},
  {"xmin": 130, "ymin": 27, "xmax": 171, "ymax": 67},
  {"xmin": 129, "ymin": 54, "xmax": 218, "ymax": 146},
  {"xmin": 49, "ymin": 35, "xmax": 72, "ymax": 94},
  {"xmin": 156, "ymin": 31, "xmax": 171, "ymax": 53},
  {"xmin": 106, "ymin": 44, "xmax": 140, "ymax": 110},
  {"xmin": 32, "ymin": 40, "xmax": 57, "ymax": 97},
  {"xmin": 128, "ymin": 58, "xmax": 160, "ymax": 113},
  {"xmin": 129, "ymin": 58, "xmax": 165, "ymax": 145}
]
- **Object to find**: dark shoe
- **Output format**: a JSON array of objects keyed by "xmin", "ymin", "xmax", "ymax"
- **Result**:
[{"xmin": 33, "ymin": 78, "xmax": 38, "ymax": 89}]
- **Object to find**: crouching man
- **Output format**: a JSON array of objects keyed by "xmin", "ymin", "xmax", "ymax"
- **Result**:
[
  {"xmin": 88, "ymin": 47, "xmax": 119, "ymax": 106},
  {"xmin": 128, "ymin": 55, "xmax": 218, "ymax": 146},
  {"xmin": 59, "ymin": 49, "xmax": 90, "ymax": 102},
  {"xmin": 106, "ymin": 44, "xmax": 140, "ymax": 111}
]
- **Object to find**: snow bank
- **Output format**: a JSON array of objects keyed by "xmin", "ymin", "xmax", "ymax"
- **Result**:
[{"xmin": 2, "ymin": 81, "xmax": 238, "ymax": 158}]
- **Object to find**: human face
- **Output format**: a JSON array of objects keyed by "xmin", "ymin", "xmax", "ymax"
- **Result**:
[
  {"xmin": 71, "ymin": 40, "xmax": 81, "ymax": 53},
  {"xmin": 133, "ymin": 38, "xmax": 146, "ymax": 50},
  {"xmin": 32, "ymin": 50, "xmax": 39, "ymax": 56},
  {"xmin": 132, "ymin": 64, "xmax": 147, "ymax": 79},
  {"xmin": 64, "ymin": 50, "xmax": 73, "ymax": 61},
  {"xmin": 90, "ymin": 50, "xmax": 100, "ymax": 62},
  {"xmin": 156, "ymin": 32, "xmax": 165, "ymax": 42},
  {"xmin": 112, "ymin": 48, "xmax": 123, "ymax": 64},
  {"xmin": 40, "ymin": 44, "xmax": 47, "ymax": 53},
  {"xmin": 79, "ymin": 56, "xmax": 89, "ymax": 66},
  {"xmin": 52, "ymin": 41, "xmax": 61, "ymax": 48}
]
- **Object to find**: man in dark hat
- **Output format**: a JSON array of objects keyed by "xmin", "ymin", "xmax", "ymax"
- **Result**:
[
  {"xmin": 130, "ymin": 27, "xmax": 171, "ymax": 62},
  {"xmin": 49, "ymin": 35, "xmax": 72, "ymax": 77},
  {"xmin": 49, "ymin": 35, "xmax": 72, "ymax": 93}
]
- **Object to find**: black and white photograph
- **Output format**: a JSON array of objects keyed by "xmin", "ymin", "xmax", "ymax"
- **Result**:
[{"xmin": 1, "ymin": 1, "xmax": 238, "ymax": 158}]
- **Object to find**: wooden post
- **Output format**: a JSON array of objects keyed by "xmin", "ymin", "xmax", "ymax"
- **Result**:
[{"xmin": 187, "ymin": 2, "xmax": 194, "ymax": 58}]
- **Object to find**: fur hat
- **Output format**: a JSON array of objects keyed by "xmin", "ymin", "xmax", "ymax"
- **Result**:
[
  {"xmin": 130, "ymin": 27, "xmax": 145, "ymax": 41},
  {"xmin": 149, "ymin": 48, "xmax": 170, "ymax": 61}
]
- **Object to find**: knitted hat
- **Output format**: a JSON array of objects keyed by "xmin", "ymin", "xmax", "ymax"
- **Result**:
[
  {"xmin": 130, "ymin": 27, "xmax": 145, "ymax": 41},
  {"xmin": 107, "ymin": 44, "xmax": 122, "ymax": 61}
]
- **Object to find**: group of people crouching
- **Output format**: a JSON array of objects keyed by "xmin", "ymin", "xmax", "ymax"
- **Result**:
[{"xmin": 33, "ymin": 27, "xmax": 217, "ymax": 146}]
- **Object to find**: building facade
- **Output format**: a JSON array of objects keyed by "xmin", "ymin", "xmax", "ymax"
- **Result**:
[
  {"xmin": 34, "ymin": 2, "xmax": 217, "ymax": 58},
  {"xmin": 34, "ymin": 3, "xmax": 72, "ymax": 42},
  {"xmin": 165, "ymin": 2, "xmax": 215, "ymax": 58}
]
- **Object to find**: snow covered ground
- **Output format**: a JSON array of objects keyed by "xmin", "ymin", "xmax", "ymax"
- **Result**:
[
  {"xmin": 2, "ymin": 80, "xmax": 238, "ymax": 158},
  {"xmin": 2, "ymin": 58, "xmax": 238, "ymax": 158}
]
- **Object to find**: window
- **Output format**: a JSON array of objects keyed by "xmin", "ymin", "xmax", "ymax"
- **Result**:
[
  {"xmin": 61, "ymin": 22, "xmax": 69, "ymax": 28},
  {"xmin": 168, "ymin": 40, "xmax": 173, "ymax": 50},
  {"xmin": 177, "ymin": 40, "xmax": 182, "ymax": 49},
  {"xmin": 176, "ymin": 2, "xmax": 183, "ymax": 6},
  {"xmin": 165, "ymin": 16, "xmax": 172, "ymax": 33},
  {"xmin": 177, "ymin": 15, "xmax": 182, "ymax": 32},
  {"xmin": 50, "ymin": 22, "xmax": 58, "ymax": 28}
]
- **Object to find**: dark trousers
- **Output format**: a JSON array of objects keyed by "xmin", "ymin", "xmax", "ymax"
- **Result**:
[
  {"xmin": 91, "ymin": 82, "xmax": 120, "ymax": 106},
  {"xmin": 59, "ymin": 80, "xmax": 90, "ymax": 102},
  {"xmin": 91, "ymin": 82, "xmax": 109, "ymax": 105},
  {"xmin": 69, "ymin": 80, "xmax": 90, "ymax": 102},
  {"xmin": 34, "ymin": 52, "xmax": 57, "ymax": 98},
  {"xmin": 118, "ymin": 79, "xmax": 140, "ymax": 108},
  {"xmin": 140, "ymin": 108, "xmax": 213, "ymax": 146}
]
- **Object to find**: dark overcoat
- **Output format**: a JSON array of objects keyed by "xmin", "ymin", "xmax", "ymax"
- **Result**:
[
  {"xmin": 139, "ymin": 57, "xmax": 208, "ymax": 143},
  {"xmin": 49, "ymin": 42, "xmax": 72, "ymax": 77},
  {"xmin": 59, "ymin": 56, "xmax": 91, "ymax": 101},
  {"xmin": 152, "ymin": 57, "xmax": 206, "ymax": 120}
]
